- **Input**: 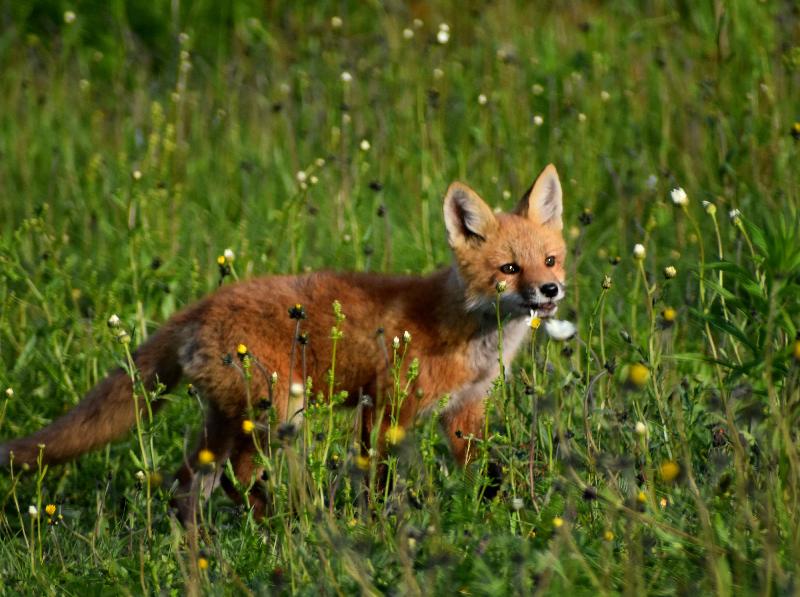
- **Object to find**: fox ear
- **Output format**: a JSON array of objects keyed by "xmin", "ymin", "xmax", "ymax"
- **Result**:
[
  {"xmin": 444, "ymin": 182, "xmax": 498, "ymax": 246},
  {"xmin": 515, "ymin": 164, "xmax": 563, "ymax": 230}
]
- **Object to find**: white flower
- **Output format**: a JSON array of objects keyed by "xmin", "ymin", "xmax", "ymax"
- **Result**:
[
  {"xmin": 359, "ymin": 139, "xmax": 371, "ymax": 151},
  {"xmin": 635, "ymin": 421, "xmax": 647, "ymax": 436},
  {"xmin": 524, "ymin": 310, "xmax": 542, "ymax": 330},
  {"xmin": 270, "ymin": 371, "xmax": 278, "ymax": 383},
  {"xmin": 392, "ymin": 336, "xmax": 400, "ymax": 349},
  {"xmin": 107, "ymin": 314, "xmax": 121, "ymax": 328},
  {"xmin": 543, "ymin": 319, "xmax": 576, "ymax": 341},
  {"xmin": 4, "ymin": 387, "xmax": 13, "ymax": 399},
  {"xmin": 438, "ymin": 23, "xmax": 450, "ymax": 32},
  {"xmin": 511, "ymin": 497, "xmax": 524, "ymax": 511},
  {"xmin": 729, "ymin": 208, "xmax": 741, "ymax": 223},
  {"xmin": 28, "ymin": 505, "xmax": 38, "ymax": 517},
  {"xmin": 309, "ymin": 175, "xmax": 318, "ymax": 185},
  {"xmin": 436, "ymin": 29, "xmax": 450, "ymax": 44},
  {"xmin": 290, "ymin": 382, "xmax": 304, "ymax": 397},
  {"xmin": 578, "ymin": 112, "xmax": 587, "ymax": 122},
  {"xmin": 633, "ymin": 243, "xmax": 646, "ymax": 260},
  {"xmin": 132, "ymin": 169, "xmax": 142, "ymax": 180},
  {"xmin": 670, "ymin": 187, "xmax": 688, "ymax": 206},
  {"xmin": 495, "ymin": 280, "xmax": 507, "ymax": 293},
  {"xmin": 330, "ymin": 16, "xmax": 343, "ymax": 28},
  {"xmin": 135, "ymin": 470, "xmax": 146, "ymax": 481},
  {"xmin": 533, "ymin": 115, "xmax": 544, "ymax": 126},
  {"xmin": 296, "ymin": 170, "xmax": 307, "ymax": 183},
  {"xmin": 403, "ymin": 330, "xmax": 411, "ymax": 343},
  {"xmin": 402, "ymin": 28, "xmax": 414, "ymax": 40},
  {"xmin": 64, "ymin": 10, "xmax": 76, "ymax": 24},
  {"xmin": 600, "ymin": 90, "xmax": 610, "ymax": 101},
  {"xmin": 340, "ymin": 71, "xmax": 353, "ymax": 83},
  {"xmin": 477, "ymin": 93, "xmax": 488, "ymax": 105},
  {"xmin": 223, "ymin": 248, "xmax": 235, "ymax": 261},
  {"xmin": 663, "ymin": 265, "xmax": 677, "ymax": 279}
]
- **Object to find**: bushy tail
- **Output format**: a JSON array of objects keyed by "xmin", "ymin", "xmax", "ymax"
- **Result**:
[{"xmin": 0, "ymin": 323, "xmax": 184, "ymax": 467}]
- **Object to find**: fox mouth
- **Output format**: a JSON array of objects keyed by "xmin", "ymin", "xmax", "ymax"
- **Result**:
[{"xmin": 524, "ymin": 301, "xmax": 558, "ymax": 317}]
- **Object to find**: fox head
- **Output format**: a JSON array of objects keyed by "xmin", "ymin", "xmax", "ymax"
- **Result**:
[{"xmin": 443, "ymin": 164, "xmax": 566, "ymax": 318}]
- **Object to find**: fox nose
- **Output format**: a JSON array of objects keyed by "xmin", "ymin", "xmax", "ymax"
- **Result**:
[{"xmin": 540, "ymin": 283, "xmax": 559, "ymax": 299}]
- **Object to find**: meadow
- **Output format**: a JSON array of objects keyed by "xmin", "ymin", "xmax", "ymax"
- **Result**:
[{"xmin": 1, "ymin": 1, "xmax": 799, "ymax": 594}]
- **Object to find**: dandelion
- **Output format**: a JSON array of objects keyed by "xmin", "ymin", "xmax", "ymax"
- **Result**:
[
  {"xmin": 330, "ymin": 16, "xmax": 342, "ymax": 28},
  {"xmin": 511, "ymin": 497, "xmax": 524, "ymax": 511},
  {"xmin": 663, "ymin": 265, "xmax": 677, "ymax": 279},
  {"xmin": 543, "ymin": 319, "xmax": 576, "ymax": 341},
  {"xmin": 340, "ymin": 71, "xmax": 353, "ymax": 83},
  {"xmin": 636, "ymin": 491, "xmax": 647, "ymax": 504},
  {"xmin": 359, "ymin": 139, "xmax": 371, "ymax": 151},
  {"xmin": 197, "ymin": 449, "xmax": 215, "ymax": 466},
  {"xmin": 436, "ymin": 29, "xmax": 450, "ymax": 44},
  {"xmin": 502, "ymin": 190, "xmax": 511, "ymax": 200},
  {"xmin": 477, "ymin": 93, "xmax": 488, "ymax": 105},
  {"xmin": 237, "ymin": 344, "xmax": 248, "ymax": 358},
  {"xmin": 178, "ymin": 32, "xmax": 190, "ymax": 45},
  {"xmin": 28, "ymin": 505, "xmax": 38, "ymax": 517},
  {"xmin": 635, "ymin": 421, "xmax": 647, "ymax": 436},
  {"xmin": 628, "ymin": 363, "xmax": 649, "ymax": 388},
  {"xmin": 132, "ymin": 169, "xmax": 142, "ymax": 181},
  {"xmin": 385, "ymin": 425, "xmax": 406, "ymax": 445},
  {"xmin": 604, "ymin": 530, "xmax": 614, "ymax": 541},
  {"xmin": 136, "ymin": 470, "xmax": 145, "ymax": 481},
  {"xmin": 552, "ymin": 516, "xmax": 564, "ymax": 528},
  {"xmin": 223, "ymin": 248, "xmax": 235, "ymax": 262},
  {"xmin": 116, "ymin": 329, "xmax": 130, "ymax": 344},
  {"xmin": 392, "ymin": 336, "xmax": 400, "ymax": 349},
  {"xmin": 729, "ymin": 208, "xmax": 742, "ymax": 225},
  {"xmin": 633, "ymin": 243, "xmax": 646, "ymax": 260},
  {"xmin": 533, "ymin": 115, "xmax": 544, "ymax": 126},
  {"xmin": 660, "ymin": 460, "xmax": 680, "ymax": 482},
  {"xmin": 198, "ymin": 557, "xmax": 209, "ymax": 571},
  {"xmin": 495, "ymin": 280, "xmax": 507, "ymax": 293},
  {"xmin": 45, "ymin": 504, "xmax": 56, "ymax": 517},
  {"xmin": 217, "ymin": 255, "xmax": 226, "ymax": 265},
  {"xmin": 525, "ymin": 311, "xmax": 542, "ymax": 330},
  {"xmin": 403, "ymin": 330, "xmax": 411, "ymax": 343},
  {"xmin": 670, "ymin": 187, "xmax": 688, "ymax": 206},
  {"xmin": 355, "ymin": 455, "xmax": 370, "ymax": 470},
  {"xmin": 64, "ymin": 10, "xmax": 76, "ymax": 24},
  {"xmin": 661, "ymin": 307, "xmax": 677, "ymax": 324},
  {"xmin": 242, "ymin": 419, "xmax": 255, "ymax": 434},
  {"xmin": 107, "ymin": 313, "xmax": 121, "ymax": 328},
  {"xmin": 5, "ymin": 387, "xmax": 14, "ymax": 398},
  {"xmin": 402, "ymin": 28, "xmax": 414, "ymax": 40}
]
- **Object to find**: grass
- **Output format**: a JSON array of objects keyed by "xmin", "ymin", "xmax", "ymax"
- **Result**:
[{"xmin": 1, "ymin": 0, "xmax": 799, "ymax": 593}]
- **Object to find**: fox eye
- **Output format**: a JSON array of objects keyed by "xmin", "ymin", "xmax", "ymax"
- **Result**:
[
  {"xmin": 545, "ymin": 256, "xmax": 556, "ymax": 267},
  {"xmin": 499, "ymin": 263, "xmax": 520, "ymax": 275}
]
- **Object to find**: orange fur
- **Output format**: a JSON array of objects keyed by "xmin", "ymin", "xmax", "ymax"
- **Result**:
[{"xmin": 0, "ymin": 164, "xmax": 568, "ymax": 522}]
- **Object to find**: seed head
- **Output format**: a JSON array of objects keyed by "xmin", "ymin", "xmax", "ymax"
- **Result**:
[
  {"xmin": 402, "ymin": 28, "xmax": 414, "ymax": 40},
  {"xmin": 477, "ymin": 93, "xmax": 488, "ymax": 105},
  {"xmin": 533, "ymin": 115, "xmax": 544, "ymax": 126},
  {"xmin": 392, "ymin": 336, "xmax": 400, "ymax": 349},
  {"xmin": 436, "ymin": 29, "xmax": 450, "ymax": 44},
  {"xmin": 663, "ymin": 265, "xmax": 677, "ymax": 279},
  {"xmin": 601, "ymin": 275, "xmax": 612, "ymax": 290}
]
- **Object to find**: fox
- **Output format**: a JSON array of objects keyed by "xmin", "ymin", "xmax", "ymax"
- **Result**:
[{"xmin": 0, "ymin": 164, "xmax": 567, "ymax": 522}]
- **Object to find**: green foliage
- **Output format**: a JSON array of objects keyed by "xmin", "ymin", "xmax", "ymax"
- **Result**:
[{"xmin": 1, "ymin": 0, "xmax": 799, "ymax": 593}]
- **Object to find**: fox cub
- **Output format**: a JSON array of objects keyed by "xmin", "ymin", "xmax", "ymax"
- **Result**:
[{"xmin": 1, "ymin": 164, "xmax": 567, "ymax": 521}]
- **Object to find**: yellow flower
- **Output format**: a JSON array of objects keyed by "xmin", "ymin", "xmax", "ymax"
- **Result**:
[
  {"xmin": 198, "ymin": 557, "xmax": 209, "ymax": 571},
  {"xmin": 793, "ymin": 339, "xmax": 800, "ymax": 361},
  {"xmin": 552, "ymin": 516, "xmax": 564, "ymax": 528},
  {"xmin": 216, "ymin": 255, "xmax": 226, "ymax": 265},
  {"xmin": 603, "ymin": 530, "xmax": 614, "ymax": 541},
  {"xmin": 347, "ymin": 518, "xmax": 358, "ymax": 528},
  {"xmin": 637, "ymin": 491, "xmax": 647, "ymax": 503},
  {"xmin": 237, "ymin": 343, "xmax": 248, "ymax": 356},
  {"xmin": 242, "ymin": 419, "xmax": 255, "ymax": 433},
  {"xmin": 659, "ymin": 461, "xmax": 680, "ymax": 483},
  {"xmin": 529, "ymin": 316, "xmax": 541, "ymax": 330},
  {"xmin": 45, "ymin": 504, "xmax": 56, "ymax": 516},
  {"xmin": 197, "ymin": 449, "xmax": 215, "ymax": 466},
  {"xmin": 661, "ymin": 307, "xmax": 676, "ymax": 323},
  {"xmin": 627, "ymin": 363, "xmax": 650, "ymax": 388},
  {"xmin": 660, "ymin": 497, "xmax": 668, "ymax": 509},
  {"xmin": 385, "ymin": 425, "xmax": 406, "ymax": 445},
  {"xmin": 355, "ymin": 455, "xmax": 369, "ymax": 470}
]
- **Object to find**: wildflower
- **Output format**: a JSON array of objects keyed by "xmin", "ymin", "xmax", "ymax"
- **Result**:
[
  {"xmin": 290, "ymin": 382, "xmax": 304, "ymax": 397},
  {"xmin": 392, "ymin": 336, "xmax": 400, "ymax": 349},
  {"xmin": 433, "ymin": 67, "xmax": 444, "ymax": 79},
  {"xmin": 661, "ymin": 307, "xmax": 677, "ymax": 324},
  {"xmin": 791, "ymin": 122, "xmax": 800, "ymax": 140},
  {"xmin": 627, "ymin": 363, "xmax": 649, "ymax": 388},
  {"xmin": 578, "ymin": 112, "xmax": 587, "ymax": 122},
  {"xmin": 217, "ymin": 255, "xmax": 226, "ymax": 265},
  {"xmin": 271, "ymin": 372, "xmax": 278, "ymax": 384},
  {"xmin": 495, "ymin": 280, "xmax": 507, "ymax": 293},
  {"xmin": 359, "ymin": 139, "xmax": 371, "ymax": 151},
  {"xmin": 543, "ymin": 319, "xmax": 576, "ymax": 341},
  {"xmin": 477, "ymin": 93, "xmax": 488, "ymax": 105},
  {"xmin": 635, "ymin": 421, "xmax": 647, "ymax": 436},
  {"xmin": 116, "ymin": 329, "xmax": 130, "ymax": 344},
  {"xmin": 511, "ymin": 497, "xmax": 524, "ymax": 511},
  {"xmin": 132, "ymin": 169, "xmax": 142, "ymax": 181},
  {"xmin": 670, "ymin": 187, "xmax": 688, "ymax": 206},
  {"xmin": 309, "ymin": 175, "xmax": 318, "ymax": 185},
  {"xmin": 600, "ymin": 90, "xmax": 610, "ymax": 101},
  {"xmin": 355, "ymin": 455, "xmax": 370, "ymax": 470},
  {"xmin": 502, "ymin": 189, "xmax": 511, "ymax": 200},
  {"xmin": 436, "ymin": 29, "xmax": 450, "ymax": 44},
  {"xmin": 197, "ymin": 449, "xmax": 215, "ymax": 466},
  {"xmin": 794, "ymin": 339, "xmax": 800, "ymax": 361},
  {"xmin": 604, "ymin": 530, "xmax": 614, "ymax": 541},
  {"xmin": 552, "ymin": 516, "xmax": 564, "ymax": 528},
  {"xmin": 525, "ymin": 311, "xmax": 541, "ymax": 330},
  {"xmin": 601, "ymin": 275, "xmax": 612, "ymax": 290},
  {"xmin": 402, "ymin": 28, "xmax": 414, "ymax": 40},
  {"xmin": 198, "ymin": 557, "xmax": 209, "ymax": 571},
  {"xmin": 702, "ymin": 200, "xmax": 716, "ymax": 215},
  {"xmin": 660, "ymin": 497, "xmax": 668, "ymax": 509},
  {"xmin": 242, "ymin": 419, "xmax": 255, "ymax": 433},
  {"xmin": 107, "ymin": 314, "xmax": 121, "ymax": 328},
  {"xmin": 403, "ymin": 330, "xmax": 411, "ymax": 343},
  {"xmin": 28, "ymin": 505, "xmax": 38, "ymax": 517},
  {"xmin": 413, "ymin": 18, "xmax": 423, "ymax": 28},
  {"xmin": 531, "ymin": 83, "xmax": 544, "ymax": 95},
  {"xmin": 64, "ymin": 10, "xmax": 76, "ymax": 24},
  {"xmin": 533, "ymin": 115, "xmax": 544, "ymax": 126},
  {"xmin": 236, "ymin": 344, "xmax": 248, "ymax": 358},
  {"xmin": 348, "ymin": 518, "xmax": 358, "ymax": 528},
  {"xmin": 330, "ymin": 16, "xmax": 342, "ymax": 28},
  {"xmin": 288, "ymin": 304, "xmax": 306, "ymax": 319},
  {"xmin": 636, "ymin": 491, "xmax": 647, "ymax": 503},
  {"xmin": 729, "ymin": 208, "xmax": 742, "ymax": 225},
  {"xmin": 659, "ymin": 461, "xmax": 680, "ymax": 482},
  {"xmin": 663, "ymin": 265, "xmax": 677, "ymax": 279},
  {"xmin": 632, "ymin": 243, "xmax": 646, "ymax": 260},
  {"xmin": 5, "ymin": 387, "xmax": 14, "ymax": 399},
  {"xmin": 136, "ymin": 470, "xmax": 145, "ymax": 481},
  {"xmin": 385, "ymin": 425, "xmax": 406, "ymax": 445},
  {"xmin": 340, "ymin": 71, "xmax": 353, "ymax": 83},
  {"xmin": 45, "ymin": 504, "xmax": 56, "ymax": 517}
]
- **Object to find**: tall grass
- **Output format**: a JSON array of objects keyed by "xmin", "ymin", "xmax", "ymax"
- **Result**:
[{"xmin": 1, "ymin": 1, "xmax": 799, "ymax": 593}]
